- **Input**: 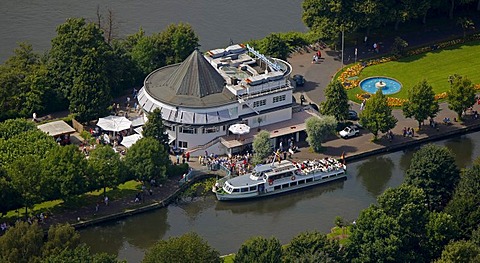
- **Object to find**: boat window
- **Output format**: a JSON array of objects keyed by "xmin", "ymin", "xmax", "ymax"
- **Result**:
[
  {"xmin": 274, "ymin": 185, "xmax": 281, "ymax": 190},
  {"xmin": 322, "ymin": 176, "xmax": 328, "ymax": 180},
  {"xmin": 232, "ymin": 188, "xmax": 239, "ymax": 193},
  {"xmin": 249, "ymin": 186, "xmax": 257, "ymax": 191},
  {"xmin": 306, "ymin": 178, "xmax": 313, "ymax": 183},
  {"xmin": 282, "ymin": 184, "xmax": 289, "ymax": 189},
  {"xmin": 298, "ymin": 180, "xmax": 305, "ymax": 185},
  {"xmin": 290, "ymin": 182, "xmax": 297, "ymax": 187},
  {"xmin": 241, "ymin": 188, "xmax": 248, "ymax": 192}
]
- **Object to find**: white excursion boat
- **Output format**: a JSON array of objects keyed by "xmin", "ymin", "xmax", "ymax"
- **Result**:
[{"xmin": 212, "ymin": 158, "xmax": 347, "ymax": 201}]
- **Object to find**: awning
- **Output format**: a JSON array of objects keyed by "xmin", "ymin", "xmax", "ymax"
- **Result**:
[{"xmin": 37, "ymin": 120, "xmax": 75, "ymax": 137}]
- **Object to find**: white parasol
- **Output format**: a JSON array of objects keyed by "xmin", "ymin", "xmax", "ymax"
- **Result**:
[
  {"xmin": 120, "ymin": 134, "xmax": 142, "ymax": 148},
  {"xmin": 229, "ymin": 123, "xmax": 250, "ymax": 135},
  {"xmin": 97, "ymin": 116, "xmax": 132, "ymax": 132}
]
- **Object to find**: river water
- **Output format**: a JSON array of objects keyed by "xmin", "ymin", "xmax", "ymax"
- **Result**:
[
  {"xmin": 0, "ymin": 0, "xmax": 306, "ymax": 63},
  {"xmin": 80, "ymin": 133, "xmax": 480, "ymax": 263}
]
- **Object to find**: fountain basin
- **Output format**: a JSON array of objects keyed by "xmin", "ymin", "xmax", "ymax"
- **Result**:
[{"xmin": 360, "ymin": 77, "xmax": 402, "ymax": 95}]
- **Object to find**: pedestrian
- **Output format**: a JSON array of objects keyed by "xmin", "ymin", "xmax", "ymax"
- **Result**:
[
  {"xmin": 373, "ymin": 43, "xmax": 377, "ymax": 52},
  {"xmin": 95, "ymin": 202, "xmax": 99, "ymax": 213},
  {"xmin": 411, "ymin": 128, "xmax": 415, "ymax": 137},
  {"xmin": 104, "ymin": 196, "xmax": 109, "ymax": 206},
  {"xmin": 176, "ymin": 154, "xmax": 180, "ymax": 164},
  {"xmin": 402, "ymin": 127, "xmax": 407, "ymax": 137},
  {"xmin": 186, "ymin": 151, "xmax": 190, "ymax": 162},
  {"xmin": 32, "ymin": 112, "xmax": 38, "ymax": 122}
]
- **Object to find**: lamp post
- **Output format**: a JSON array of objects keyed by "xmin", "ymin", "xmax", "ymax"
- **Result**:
[{"xmin": 341, "ymin": 28, "xmax": 345, "ymax": 69}]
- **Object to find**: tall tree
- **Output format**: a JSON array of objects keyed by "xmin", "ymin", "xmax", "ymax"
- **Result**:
[
  {"xmin": 447, "ymin": 75, "xmax": 476, "ymax": 120},
  {"xmin": 142, "ymin": 108, "xmax": 169, "ymax": 149},
  {"xmin": 320, "ymin": 80, "xmax": 349, "ymax": 122},
  {"xmin": 425, "ymin": 212, "xmax": 460, "ymax": 261},
  {"xmin": 48, "ymin": 18, "xmax": 112, "ymax": 121},
  {"xmin": 158, "ymin": 23, "xmax": 199, "ymax": 65},
  {"xmin": 69, "ymin": 45, "xmax": 111, "ymax": 122},
  {"xmin": 359, "ymin": 89, "xmax": 397, "ymax": 140},
  {"xmin": 0, "ymin": 43, "xmax": 47, "ymax": 120},
  {"xmin": 235, "ymin": 236, "xmax": 282, "ymax": 263},
  {"xmin": 302, "ymin": 0, "xmax": 355, "ymax": 40},
  {"xmin": 445, "ymin": 161, "xmax": 480, "ymax": 238},
  {"xmin": 403, "ymin": 80, "xmax": 440, "ymax": 129},
  {"xmin": 42, "ymin": 224, "xmax": 81, "ymax": 258},
  {"xmin": 88, "ymin": 145, "xmax": 125, "ymax": 196},
  {"xmin": 305, "ymin": 115, "xmax": 337, "ymax": 152},
  {"xmin": 142, "ymin": 232, "xmax": 221, "ymax": 263},
  {"xmin": 6, "ymin": 155, "xmax": 43, "ymax": 217},
  {"xmin": 405, "ymin": 144, "xmax": 460, "ymax": 211},
  {"xmin": 435, "ymin": 240, "xmax": 480, "ymax": 263},
  {"xmin": 125, "ymin": 137, "xmax": 170, "ymax": 183},
  {"xmin": 41, "ymin": 145, "xmax": 90, "ymax": 201},
  {"xmin": 283, "ymin": 231, "xmax": 342, "ymax": 263},
  {"xmin": 259, "ymin": 33, "xmax": 289, "ymax": 60},
  {"xmin": 0, "ymin": 221, "xmax": 44, "ymax": 263},
  {"xmin": 252, "ymin": 130, "xmax": 272, "ymax": 165}
]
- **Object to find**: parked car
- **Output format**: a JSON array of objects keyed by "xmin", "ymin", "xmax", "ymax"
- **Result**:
[
  {"xmin": 292, "ymin": 74, "xmax": 305, "ymax": 87},
  {"xmin": 348, "ymin": 110, "xmax": 359, "ymax": 120},
  {"xmin": 339, "ymin": 126, "xmax": 360, "ymax": 138}
]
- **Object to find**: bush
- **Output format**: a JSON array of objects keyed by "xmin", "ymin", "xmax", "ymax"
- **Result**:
[{"xmin": 167, "ymin": 163, "xmax": 189, "ymax": 177}]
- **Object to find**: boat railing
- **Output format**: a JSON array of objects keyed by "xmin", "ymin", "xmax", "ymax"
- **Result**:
[{"xmin": 215, "ymin": 164, "xmax": 232, "ymax": 188}]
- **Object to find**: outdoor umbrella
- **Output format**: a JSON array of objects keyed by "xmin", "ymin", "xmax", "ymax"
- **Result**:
[
  {"xmin": 228, "ymin": 123, "xmax": 251, "ymax": 135},
  {"xmin": 120, "ymin": 134, "xmax": 142, "ymax": 148},
  {"xmin": 97, "ymin": 116, "xmax": 132, "ymax": 132},
  {"xmin": 229, "ymin": 123, "xmax": 250, "ymax": 140}
]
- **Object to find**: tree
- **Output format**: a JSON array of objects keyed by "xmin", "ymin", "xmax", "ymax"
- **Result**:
[
  {"xmin": 425, "ymin": 212, "xmax": 460, "ymax": 261},
  {"xmin": 447, "ymin": 75, "xmax": 476, "ymax": 120},
  {"xmin": 142, "ymin": 232, "xmax": 221, "ymax": 263},
  {"xmin": 47, "ymin": 18, "xmax": 113, "ymax": 121},
  {"xmin": 0, "ymin": 221, "xmax": 44, "ymax": 263},
  {"xmin": 320, "ymin": 80, "xmax": 349, "ymax": 122},
  {"xmin": 283, "ymin": 231, "xmax": 342, "ymax": 263},
  {"xmin": 445, "ymin": 163, "xmax": 480, "ymax": 238},
  {"xmin": 88, "ymin": 145, "xmax": 125, "ymax": 196},
  {"xmin": 0, "ymin": 169, "xmax": 21, "ymax": 216},
  {"xmin": 403, "ymin": 80, "xmax": 439, "ymax": 129},
  {"xmin": 305, "ymin": 115, "xmax": 336, "ymax": 152},
  {"xmin": 405, "ymin": 144, "xmax": 460, "ymax": 211},
  {"xmin": 41, "ymin": 145, "xmax": 90, "ymax": 201},
  {"xmin": 435, "ymin": 240, "xmax": 480, "ymax": 263},
  {"xmin": 0, "ymin": 118, "xmax": 36, "ymax": 140},
  {"xmin": 6, "ymin": 155, "xmax": 43, "ymax": 217},
  {"xmin": 0, "ymin": 43, "xmax": 47, "ymax": 120},
  {"xmin": 234, "ymin": 236, "xmax": 282, "ymax": 263},
  {"xmin": 42, "ymin": 224, "xmax": 81, "ymax": 258},
  {"xmin": 359, "ymin": 89, "xmax": 397, "ymax": 140},
  {"xmin": 259, "ymin": 33, "xmax": 289, "ymax": 60},
  {"xmin": 143, "ymin": 108, "xmax": 169, "ymax": 149},
  {"xmin": 69, "ymin": 45, "xmax": 111, "ymax": 122},
  {"xmin": 125, "ymin": 137, "xmax": 170, "ymax": 183},
  {"xmin": 159, "ymin": 23, "xmax": 200, "ymax": 65},
  {"xmin": 347, "ymin": 205, "xmax": 403, "ymax": 263},
  {"xmin": 302, "ymin": 0, "xmax": 355, "ymax": 40},
  {"xmin": 252, "ymin": 130, "xmax": 272, "ymax": 165},
  {"xmin": 43, "ymin": 244, "xmax": 121, "ymax": 263}
]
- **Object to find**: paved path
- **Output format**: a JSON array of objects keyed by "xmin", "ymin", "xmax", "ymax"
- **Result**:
[{"xmin": 285, "ymin": 26, "xmax": 480, "ymax": 161}]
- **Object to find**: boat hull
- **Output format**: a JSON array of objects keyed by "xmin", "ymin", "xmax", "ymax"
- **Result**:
[{"xmin": 215, "ymin": 172, "xmax": 346, "ymax": 201}]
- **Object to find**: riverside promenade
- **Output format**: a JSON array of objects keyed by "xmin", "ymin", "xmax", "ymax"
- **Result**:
[{"xmin": 45, "ymin": 32, "xmax": 480, "ymax": 230}]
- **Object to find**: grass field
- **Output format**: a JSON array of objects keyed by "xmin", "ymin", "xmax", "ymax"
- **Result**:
[{"xmin": 349, "ymin": 40, "xmax": 480, "ymax": 101}]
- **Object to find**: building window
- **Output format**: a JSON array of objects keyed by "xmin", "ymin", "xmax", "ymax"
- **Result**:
[
  {"xmin": 273, "ymin": 94, "xmax": 286, "ymax": 103},
  {"xmin": 253, "ymin": 99, "xmax": 266, "ymax": 108},
  {"xmin": 203, "ymin": 126, "xmax": 219, "ymax": 133},
  {"xmin": 178, "ymin": 141, "xmax": 188, "ymax": 148},
  {"xmin": 179, "ymin": 127, "xmax": 197, "ymax": 134}
]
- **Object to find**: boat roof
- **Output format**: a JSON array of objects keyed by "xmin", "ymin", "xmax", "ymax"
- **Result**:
[{"xmin": 227, "ymin": 174, "xmax": 261, "ymax": 187}]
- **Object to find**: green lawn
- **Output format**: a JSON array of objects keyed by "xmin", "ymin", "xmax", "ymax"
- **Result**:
[{"xmin": 356, "ymin": 41, "xmax": 480, "ymax": 100}]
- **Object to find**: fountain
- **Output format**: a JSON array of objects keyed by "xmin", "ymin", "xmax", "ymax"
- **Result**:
[
  {"xmin": 375, "ymin": 81, "xmax": 386, "ymax": 89},
  {"xmin": 360, "ymin": 77, "xmax": 402, "ymax": 95}
]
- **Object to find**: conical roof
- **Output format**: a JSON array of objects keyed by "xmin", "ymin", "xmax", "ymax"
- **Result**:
[{"xmin": 163, "ymin": 50, "xmax": 226, "ymax": 98}]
